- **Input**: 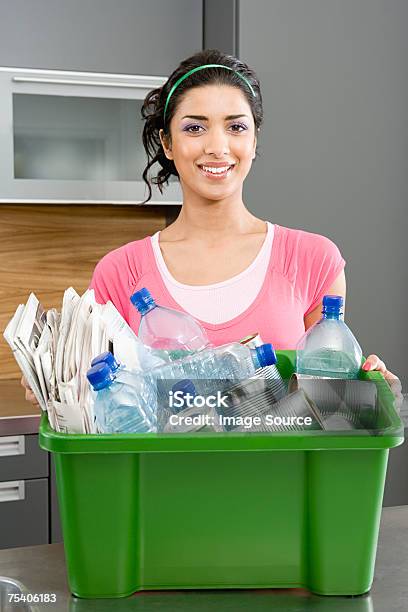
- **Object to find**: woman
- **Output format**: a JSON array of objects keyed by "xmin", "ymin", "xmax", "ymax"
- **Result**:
[{"xmin": 22, "ymin": 48, "xmax": 402, "ymax": 406}]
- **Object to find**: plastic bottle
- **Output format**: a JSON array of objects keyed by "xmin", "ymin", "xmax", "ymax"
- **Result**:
[
  {"xmin": 296, "ymin": 295, "xmax": 363, "ymax": 379},
  {"xmin": 90, "ymin": 351, "xmax": 157, "ymax": 425},
  {"xmin": 239, "ymin": 332, "xmax": 288, "ymax": 400},
  {"xmin": 86, "ymin": 363, "xmax": 156, "ymax": 434},
  {"xmin": 151, "ymin": 342, "xmax": 284, "ymax": 425},
  {"xmin": 130, "ymin": 288, "xmax": 210, "ymax": 361}
]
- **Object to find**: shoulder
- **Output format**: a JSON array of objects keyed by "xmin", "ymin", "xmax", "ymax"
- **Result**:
[
  {"xmin": 277, "ymin": 224, "xmax": 341, "ymax": 256},
  {"xmin": 274, "ymin": 224, "xmax": 344, "ymax": 280},
  {"xmin": 274, "ymin": 224, "xmax": 346, "ymax": 314},
  {"xmin": 93, "ymin": 235, "xmax": 153, "ymax": 282},
  {"xmin": 89, "ymin": 235, "xmax": 154, "ymax": 315}
]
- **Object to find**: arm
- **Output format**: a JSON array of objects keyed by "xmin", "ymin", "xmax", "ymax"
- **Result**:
[{"xmin": 304, "ymin": 269, "xmax": 346, "ymax": 330}]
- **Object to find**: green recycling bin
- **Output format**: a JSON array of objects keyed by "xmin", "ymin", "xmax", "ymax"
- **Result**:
[{"xmin": 39, "ymin": 350, "xmax": 404, "ymax": 598}]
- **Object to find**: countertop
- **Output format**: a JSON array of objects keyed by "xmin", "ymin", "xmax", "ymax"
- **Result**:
[
  {"xmin": 0, "ymin": 506, "xmax": 407, "ymax": 612},
  {"xmin": 0, "ymin": 379, "xmax": 41, "ymax": 435}
]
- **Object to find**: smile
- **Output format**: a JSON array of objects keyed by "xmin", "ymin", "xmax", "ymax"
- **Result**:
[{"xmin": 197, "ymin": 164, "xmax": 235, "ymax": 179}]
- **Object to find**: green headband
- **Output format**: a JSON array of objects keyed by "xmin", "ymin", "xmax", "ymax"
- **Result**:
[{"xmin": 163, "ymin": 63, "xmax": 256, "ymax": 124}]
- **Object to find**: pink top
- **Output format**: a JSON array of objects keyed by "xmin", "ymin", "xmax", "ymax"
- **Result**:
[{"xmin": 89, "ymin": 224, "xmax": 346, "ymax": 350}]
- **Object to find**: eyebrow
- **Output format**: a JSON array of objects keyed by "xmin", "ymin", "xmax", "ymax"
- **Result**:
[{"xmin": 180, "ymin": 114, "xmax": 249, "ymax": 121}]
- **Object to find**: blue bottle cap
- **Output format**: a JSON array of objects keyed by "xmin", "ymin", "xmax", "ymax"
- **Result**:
[
  {"xmin": 255, "ymin": 343, "xmax": 277, "ymax": 367},
  {"xmin": 172, "ymin": 379, "xmax": 196, "ymax": 397},
  {"xmin": 91, "ymin": 351, "xmax": 120, "ymax": 373},
  {"xmin": 322, "ymin": 295, "xmax": 343, "ymax": 314},
  {"xmin": 130, "ymin": 288, "xmax": 156, "ymax": 315},
  {"xmin": 86, "ymin": 363, "xmax": 114, "ymax": 390}
]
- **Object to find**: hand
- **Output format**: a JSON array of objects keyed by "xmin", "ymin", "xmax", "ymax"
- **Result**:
[
  {"xmin": 20, "ymin": 375, "xmax": 41, "ymax": 409},
  {"xmin": 362, "ymin": 354, "xmax": 403, "ymax": 412}
]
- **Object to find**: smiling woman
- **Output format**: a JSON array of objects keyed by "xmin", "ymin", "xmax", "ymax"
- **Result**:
[
  {"xmin": 90, "ymin": 49, "xmax": 349, "ymax": 349},
  {"xmin": 158, "ymin": 85, "xmax": 257, "ymax": 204},
  {"xmin": 20, "ymin": 48, "xmax": 401, "ymax": 406}
]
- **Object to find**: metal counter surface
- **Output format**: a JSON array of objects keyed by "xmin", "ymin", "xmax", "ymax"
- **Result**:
[{"xmin": 0, "ymin": 506, "xmax": 406, "ymax": 611}]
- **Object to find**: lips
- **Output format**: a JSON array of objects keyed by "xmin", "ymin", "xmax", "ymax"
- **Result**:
[{"xmin": 197, "ymin": 164, "xmax": 235, "ymax": 179}]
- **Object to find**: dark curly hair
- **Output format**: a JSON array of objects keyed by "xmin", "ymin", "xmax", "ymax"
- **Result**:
[{"xmin": 140, "ymin": 48, "xmax": 263, "ymax": 204}]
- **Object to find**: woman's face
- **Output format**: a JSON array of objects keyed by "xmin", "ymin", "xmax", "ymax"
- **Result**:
[{"xmin": 160, "ymin": 84, "xmax": 257, "ymax": 202}]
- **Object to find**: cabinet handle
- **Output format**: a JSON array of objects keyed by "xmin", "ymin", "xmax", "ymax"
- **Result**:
[
  {"xmin": 12, "ymin": 76, "xmax": 153, "ymax": 89},
  {"xmin": 0, "ymin": 481, "xmax": 25, "ymax": 502},
  {"xmin": 0, "ymin": 435, "xmax": 25, "ymax": 457}
]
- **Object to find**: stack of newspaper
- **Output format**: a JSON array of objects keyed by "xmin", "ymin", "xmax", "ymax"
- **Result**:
[{"xmin": 3, "ymin": 288, "xmax": 150, "ymax": 434}]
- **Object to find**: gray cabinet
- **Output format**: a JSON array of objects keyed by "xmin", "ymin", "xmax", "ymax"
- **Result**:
[
  {"xmin": 0, "ymin": 0, "xmax": 203, "ymax": 75},
  {"xmin": 0, "ymin": 434, "xmax": 49, "ymax": 549},
  {"xmin": 0, "ymin": 479, "xmax": 49, "ymax": 549}
]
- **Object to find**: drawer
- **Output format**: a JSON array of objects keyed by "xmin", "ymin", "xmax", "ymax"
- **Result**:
[
  {"xmin": 0, "ymin": 434, "xmax": 48, "ymax": 481},
  {"xmin": 0, "ymin": 478, "xmax": 48, "ymax": 549}
]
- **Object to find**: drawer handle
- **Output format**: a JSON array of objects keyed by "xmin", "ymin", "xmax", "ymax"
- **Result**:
[
  {"xmin": 0, "ymin": 481, "xmax": 25, "ymax": 502},
  {"xmin": 0, "ymin": 435, "xmax": 25, "ymax": 457},
  {"xmin": 12, "ymin": 76, "xmax": 153, "ymax": 89}
]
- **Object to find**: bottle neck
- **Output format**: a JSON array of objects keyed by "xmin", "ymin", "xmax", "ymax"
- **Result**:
[
  {"xmin": 94, "ymin": 378, "xmax": 114, "ymax": 391},
  {"xmin": 322, "ymin": 311, "xmax": 341, "ymax": 320},
  {"xmin": 140, "ymin": 302, "xmax": 156, "ymax": 316},
  {"xmin": 250, "ymin": 349, "xmax": 261, "ymax": 369}
]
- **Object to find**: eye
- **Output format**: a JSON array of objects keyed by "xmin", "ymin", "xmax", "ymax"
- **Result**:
[
  {"xmin": 229, "ymin": 123, "xmax": 248, "ymax": 133},
  {"xmin": 183, "ymin": 124, "xmax": 204, "ymax": 134}
]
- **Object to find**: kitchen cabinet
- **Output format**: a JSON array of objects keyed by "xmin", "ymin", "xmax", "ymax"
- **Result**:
[
  {"xmin": 0, "ymin": 0, "xmax": 203, "ymax": 76},
  {"xmin": 0, "ymin": 68, "xmax": 182, "ymax": 204},
  {"xmin": 0, "ymin": 434, "xmax": 49, "ymax": 549}
]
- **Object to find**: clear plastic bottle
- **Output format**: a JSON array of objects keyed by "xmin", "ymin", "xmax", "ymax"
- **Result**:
[
  {"xmin": 296, "ymin": 295, "xmax": 363, "ymax": 379},
  {"xmin": 86, "ymin": 363, "xmax": 156, "ymax": 434},
  {"xmin": 130, "ymin": 288, "xmax": 210, "ymax": 361},
  {"xmin": 90, "ymin": 351, "xmax": 157, "ymax": 425},
  {"xmin": 151, "ymin": 342, "xmax": 284, "ymax": 425},
  {"xmin": 239, "ymin": 332, "xmax": 288, "ymax": 400}
]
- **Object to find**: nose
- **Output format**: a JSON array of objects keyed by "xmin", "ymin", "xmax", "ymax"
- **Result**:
[{"xmin": 203, "ymin": 127, "xmax": 230, "ymax": 157}]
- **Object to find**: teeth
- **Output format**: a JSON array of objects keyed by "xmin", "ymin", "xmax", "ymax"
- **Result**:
[{"xmin": 201, "ymin": 165, "xmax": 232, "ymax": 174}]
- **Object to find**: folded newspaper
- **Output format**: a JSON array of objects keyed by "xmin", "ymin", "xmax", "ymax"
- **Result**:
[{"xmin": 3, "ymin": 288, "xmax": 153, "ymax": 434}]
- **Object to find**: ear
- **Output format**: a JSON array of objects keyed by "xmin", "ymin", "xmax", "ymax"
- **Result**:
[
  {"xmin": 252, "ymin": 131, "xmax": 258, "ymax": 160},
  {"xmin": 159, "ymin": 129, "xmax": 173, "ymax": 161}
]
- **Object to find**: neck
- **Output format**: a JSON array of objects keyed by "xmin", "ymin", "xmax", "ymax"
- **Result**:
[{"xmin": 166, "ymin": 184, "xmax": 265, "ymax": 242}]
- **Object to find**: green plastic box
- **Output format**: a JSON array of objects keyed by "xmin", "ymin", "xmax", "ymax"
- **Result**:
[{"xmin": 39, "ymin": 350, "xmax": 404, "ymax": 598}]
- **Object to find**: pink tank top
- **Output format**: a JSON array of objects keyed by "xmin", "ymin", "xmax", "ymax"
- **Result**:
[{"xmin": 89, "ymin": 224, "xmax": 346, "ymax": 350}]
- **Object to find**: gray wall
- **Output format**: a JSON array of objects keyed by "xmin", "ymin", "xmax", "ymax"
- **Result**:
[{"xmin": 239, "ymin": 0, "xmax": 408, "ymax": 388}]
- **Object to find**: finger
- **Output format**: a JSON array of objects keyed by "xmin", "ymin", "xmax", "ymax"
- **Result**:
[
  {"xmin": 383, "ymin": 369, "xmax": 399, "ymax": 379},
  {"xmin": 362, "ymin": 355, "xmax": 386, "ymax": 372},
  {"xmin": 385, "ymin": 374, "xmax": 402, "ymax": 395},
  {"xmin": 362, "ymin": 354, "xmax": 378, "ymax": 371},
  {"xmin": 25, "ymin": 388, "xmax": 39, "ymax": 407},
  {"xmin": 20, "ymin": 375, "xmax": 29, "ymax": 390}
]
